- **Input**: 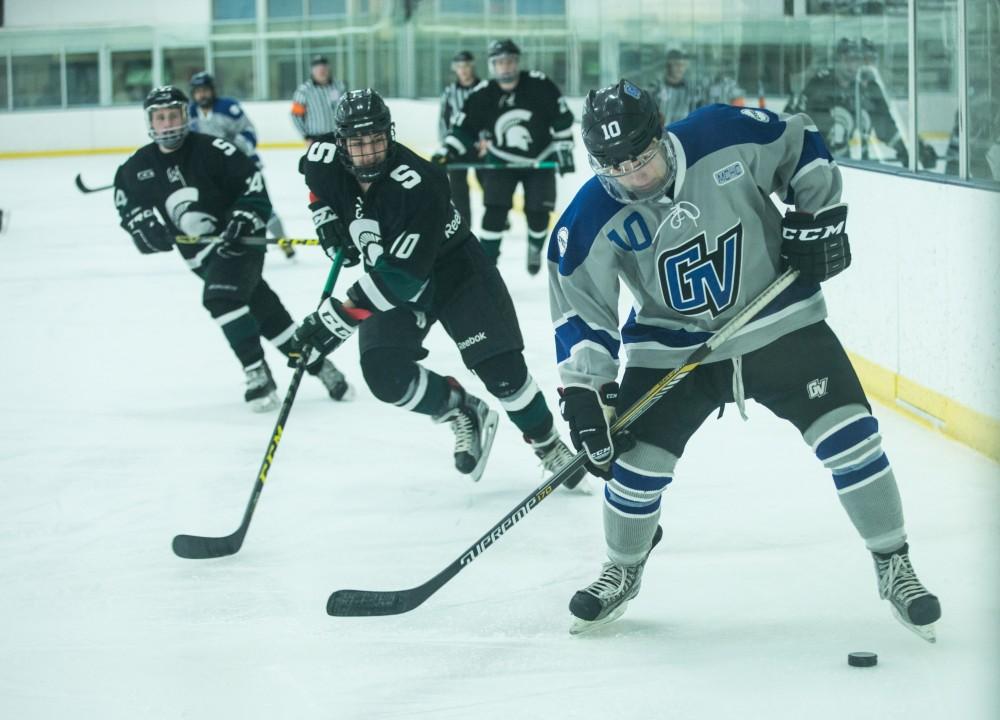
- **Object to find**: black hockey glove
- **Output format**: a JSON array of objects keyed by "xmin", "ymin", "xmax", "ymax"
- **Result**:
[
  {"xmin": 293, "ymin": 298, "xmax": 367, "ymax": 361},
  {"xmin": 431, "ymin": 145, "xmax": 458, "ymax": 166},
  {"xmin": 218, "ymin": 209, "xmax": 265, "ymax": 259},
  {"xmin": 310, "ymin": 202, "xmax": 360, "ymax": 267},
  {"xmin": 122, "ymin": 208, "xmax": 172, "ymax": 254},
  {"xmin": 559, "ymin": 383, "xmax": 620, "ymax": 481},
  {"xmin": 553, "ymin": 141, "xmax": 575, "ymax": 176},
  {"xmin": 780, "ymin": 203, "xmax": 851, "ymax": 284}
]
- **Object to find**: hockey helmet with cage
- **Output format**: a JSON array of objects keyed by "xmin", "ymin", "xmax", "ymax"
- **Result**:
[
  {"xmin": 143, "ymin": 85, "xmax": 190, "ymax": 150},
  {"xmin": 189, "ymin": 71, "xmax": 216, "ymax": 108},
  {"xmin": 582, "ymin": 79, "xmax": 676, "ymax": 204},
  {"xmin": 487, "ymin": 39, "xmax": 520, "ymax": 83},
  {"xmin": 334, "ymin": 88, "xmax": 395, "ymax": 183}
]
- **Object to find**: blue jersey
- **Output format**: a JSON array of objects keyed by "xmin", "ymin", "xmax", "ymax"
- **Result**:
[
  {"xmin": 189, "ymin": 97, "xmax": 259, "ymax": 164},
  {"xmin": 548, "ymin": 104, "xmax": 842, "ymax": 389}
]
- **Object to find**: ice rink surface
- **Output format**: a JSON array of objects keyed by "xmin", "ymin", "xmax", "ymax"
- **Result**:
[{"xmin": 1, "ymin": 147, "xmax": 998, "ymax": 720}]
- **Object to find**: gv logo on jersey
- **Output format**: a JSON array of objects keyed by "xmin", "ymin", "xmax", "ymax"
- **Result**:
[{"xmin": 658, "ymin": 222, "xmax": 743, "ymax": 317}]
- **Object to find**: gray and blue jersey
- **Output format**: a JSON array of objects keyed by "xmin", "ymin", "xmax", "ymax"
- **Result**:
[
  {"xmin": 189, "ymin": 97, "xmax": 259, "ymax": 162},
  {"xmin": 548, "ymin": 104, "xmax": 842, "ymax": 389}
]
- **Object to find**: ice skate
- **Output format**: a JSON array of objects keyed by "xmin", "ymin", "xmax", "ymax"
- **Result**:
[
  {"xmin": 872, "ymin": 543, "xmax": 941, "ymax": 643},
  {"xmin": 312, "ymin": 358, "xmax": 352, "ymax": 401},
  {"xmin": 526, "ymin": 241, "xmax": 544, "ymax": 275},
  {"xmin": 432, "ymin": 377, "xmax": 499, "ymax": 483},
  {"xmin": 244, "ymin": 360, "xmax": 279, "ymax": 412},
  {"xmin": 528, "ymin": 428, "xmax": 591, "ymax": 494},
  {"xmin": 570, "ymin": 525, "xmax": 663, "ymax": 635}
]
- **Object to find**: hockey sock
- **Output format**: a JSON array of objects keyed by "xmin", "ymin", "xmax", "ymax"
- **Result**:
[
  {"xmin": 211, "ymin": 304, "xmax": 265, "ymax": 368},
  {"xmin": 476, "ymin": 355, "xmax": 552, "ymax": 436},
  {"xmin": 603, "ymin": 440, "xmax": 676, "ymax": 564},
  {"xmin": 805, "ymin": 405, "xmax": 906, "ymax": 553},
  {"xmin": 478, "ymin": 230, "xmax": 502, "ymax": 262}
]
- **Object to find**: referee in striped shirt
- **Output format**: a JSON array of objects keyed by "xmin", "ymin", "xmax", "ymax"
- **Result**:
[
  {"xmin": 438, "ymin": 50, "xmax": 482, "ymax": 226},
  {"xmin": 290, "ymin": 56, "xmax": 347, "ymax": 142}
]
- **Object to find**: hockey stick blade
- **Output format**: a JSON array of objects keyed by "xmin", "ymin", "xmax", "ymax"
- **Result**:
[
  {"xmin": 74, "ymin": 174, "xmax": 113, "ymax": 194},
  {"xmin": 325, "ymin": 270, "xmax": 800, "ymax": 618},
  {"xmin": 171, "ymin": 251, "xmax": 344, "ymax": 560},
  {"xmin": 327, "ymin": 452, "xmax": 589, "ymax": 617},
  {"xmin": 172, "ymin": 529, "xmax": 247, "ymax": 559}
]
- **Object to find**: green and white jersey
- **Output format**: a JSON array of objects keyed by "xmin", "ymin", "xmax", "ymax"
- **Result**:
[{"xmin": 548, "ymin": 104, "xmax": 842, "ymax": 390}]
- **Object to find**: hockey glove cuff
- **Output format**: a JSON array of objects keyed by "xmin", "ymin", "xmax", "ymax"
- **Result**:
[
  {"xmin": 559, "ymin": 383, "xmax": 619, "ymax": 480},
  {"xmin": 293, "ymin": 298, "xmax": 369, "ymax": 362},
  {"xmin": 780, "ymin": 203, "xmax": 851, "ymax": 284},
  {"xmin": 122, "ymin": 208, "xmax": 173, "ymax": 254}
]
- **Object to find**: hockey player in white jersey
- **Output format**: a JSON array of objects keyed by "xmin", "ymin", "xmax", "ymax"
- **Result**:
[
  {"xmin": 188, "ymin": 72, "xmax": 293, "ymax": 259},
  {"xmin": 550, "ymin": 79, "xmax": 940, "ymax": 639}
]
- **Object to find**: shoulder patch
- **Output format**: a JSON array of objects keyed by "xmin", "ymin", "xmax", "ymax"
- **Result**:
[
  {"xmin": 740, "ymin": 108, "xmax": 770, "ymax": 123},
  {"xmin": 713, "ymin": 161, "xmax": 744, "ymax": 186},
  {"xmin": 557, "ymin": 226, "xmax": 569, "ymax": 256},
  {"xmin": 228, "ymin": 103, "xmax": 241, "ymax": 116}
]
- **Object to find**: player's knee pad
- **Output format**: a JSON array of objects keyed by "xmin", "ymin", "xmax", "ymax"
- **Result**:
[
  {"xmin": 482, "ymin": 206, "xmax": 510, "ymax": 233},
  {"xmin": 805, "ymin": 404, "xmax": 888, "ymax": 489},
  {"xmin": 202, "ymin": 295, "xmax": 244, "ymax": 320},
  {"xmin": 474, "ymin": 351, "xmax": 528, "ymax": 398},
  {"xmin": 360, "ymin": 348, "xmax": 419, "ymax": 405},
  {"xmin": 525, "ymin": 210, "xmax": 550, "ymax": 234},
  {"xmin": 605, "ymin": 440, "xmax": 677, "ymax": 516},
  {"xmin": 474, "ymin": 352, "xmax": 552, "ymax": 437}
]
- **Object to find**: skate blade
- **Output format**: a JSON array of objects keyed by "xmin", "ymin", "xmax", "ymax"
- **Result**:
[
  {"xmin": 248, "ymin": 391, "xmax": 280, "ymax": 413},
  {"xmin": 468, "ymin": 409, "xmax": 500, "ymax": 483},
  {"xmin": 891, "ymin": 607, "xmax": 937, "ymax": 643},
  {"xmin": 569, "ymin": 602, "xmax": 630, "ymax": 636}
]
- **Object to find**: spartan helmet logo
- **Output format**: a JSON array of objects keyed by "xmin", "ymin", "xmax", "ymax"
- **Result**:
[
  {"xmin": 494, "ymin": 109, "xmax": 533, "ymax": 152},
  {"xmin": 348, "ymin": 217, "xmax": 384, "ymax": 266}
]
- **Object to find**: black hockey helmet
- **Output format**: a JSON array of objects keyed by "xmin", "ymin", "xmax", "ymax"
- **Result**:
[
  {"xmin": 488, "ymin": 39, "xmax": 520, "ymax": 83},
  {"xmin": 488, "ymin": 39, "xmax": 520, "ymax": 59},
  {"xmin": 452, "ymin": 50, "xmax": 474, "ymax": 63},
  {"xmin": 190, "ymin": 71, "xmax": 215, "ymax": 90},
  {"xmin": 143, "ymin": 85, "xmax": 190, "ymax": 150},
  {"xmin": 334, "ymin": 88, "xmax": 395, "ymax": 183},
  {"xmin": 582, "ymin": 79, "xmax": 676, "ymax": 204},
  {"xmin": 189, "ymin": 71, "xmax": 216, "ymax": 108}
]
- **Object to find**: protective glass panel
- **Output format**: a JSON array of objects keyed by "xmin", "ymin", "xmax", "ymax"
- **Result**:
[
  {"xmin": 111, "ymin": 50, "xmax": 153, "ymax": 105},
  {"xmin": 66, "ymin": 53, "xmax": 99, "ymax": 107}
]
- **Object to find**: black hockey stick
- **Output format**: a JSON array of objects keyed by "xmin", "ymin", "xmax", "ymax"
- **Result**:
[
  {"xmin": 172, "ymin": 248, "xmax": 346, "ymax": 559},
  {"xmin": 174, "ymin": 235, "xmax": 320, "ymax": 248},
  {"xmin": 326, "ymin": 268, "xmax": 801, "ymax": 617},
  {"xmin": 74, "ymin": 174, "xmax": 113, "ymax": 194}
]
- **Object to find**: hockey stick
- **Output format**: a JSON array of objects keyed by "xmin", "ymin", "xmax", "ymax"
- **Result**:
[
  {"xmin": 446, "ymin": 160, "xmax": 558, "ymax": 171},
  {"xmin": 326, "ymin": 268, "xmax": 802, "ymax": 616},
  {"xmin": 74, "ymin": 174, "xmax": 113, "ymax": 194},
  {"xmin": 171, "ymin": 248, "xmax": 346, "ymax": 559},
  {"xmin": 174, "ymin": 235, "xmax": 320, "ymax": 248}
]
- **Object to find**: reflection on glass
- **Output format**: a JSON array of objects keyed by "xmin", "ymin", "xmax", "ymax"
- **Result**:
[
  {"xmin": 112, "ymin": 51, "xmax": 153, "ymax": 104},
  {"xmin": 214, "ymin": 55, "xmax": 255, "ymax": 100},
  {"xmin": 67, "ymin": 53, "xmax": 99, "ymax": 107},
  {"xmin": 1, "ymin": 57, "xmax": 11, "ymax": 111},
  {"xmin": 163, "ymin": 48, "xmax": 208, "ymax": 89},
  {"xmin": 12, "ymin": 55, "xmax": 61, "ymax": 109}
]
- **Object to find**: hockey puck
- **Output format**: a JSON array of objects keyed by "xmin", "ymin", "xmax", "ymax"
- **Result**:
[{"xmin": 847, "ymin": 651, "xmax": 878, "ymax": 667}]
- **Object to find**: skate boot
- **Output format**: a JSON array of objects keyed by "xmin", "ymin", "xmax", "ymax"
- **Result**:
[
  {"xmin": 569, "ymin": 525, "xmax": 663, "ymax": 635},
  {"xmin": 526, "ymin": 241, "xmax": 544, "ymax": 275},
  {"xmin": 312, "ymin": 358, "xmax": 352, "ymax": 401},
  {"xmin": 432, "ymin": 377, "xmax": 499, "ymax": 483},
  {"xmin": 244, "ymin": 360, "xmax": 279, "ymax": 412},
  {"xmin": 872, "ymin": 543, "xmax": 941, "ymax": 642},
  {"xmin": 528, "ymin": 428, "xmax": 591, "ymax": 494}
]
